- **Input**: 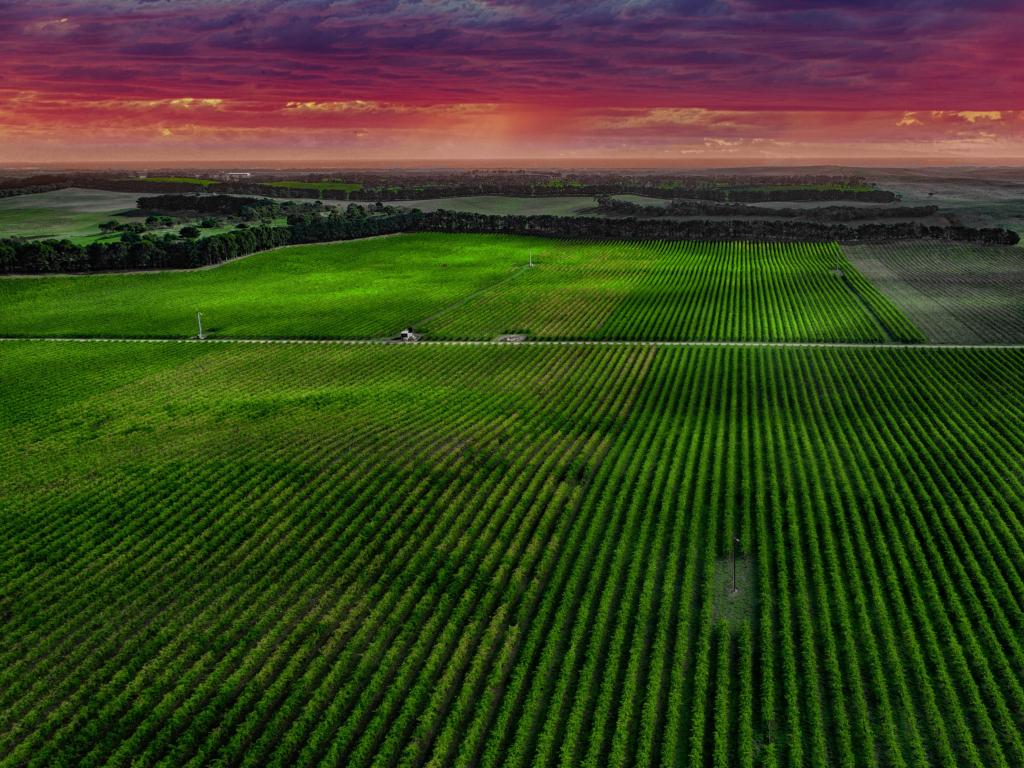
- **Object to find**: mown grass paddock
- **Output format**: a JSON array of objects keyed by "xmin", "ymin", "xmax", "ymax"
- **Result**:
[
  {"xmin": 265, "ymin": 180, "xmax": 363, "ymax": 193},
  {"xmin": 0, "ymin": 188, "xmax": 161, "ymax": 244},
  {"xmin": 2, "ymin": 340, "xmax": 1023, "ymax": 767}
]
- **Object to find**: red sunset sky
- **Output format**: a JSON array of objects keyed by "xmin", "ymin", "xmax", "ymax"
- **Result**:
[{"xmin": 1, "ymin": 0, "xmax": 1023, "ymax": 164}]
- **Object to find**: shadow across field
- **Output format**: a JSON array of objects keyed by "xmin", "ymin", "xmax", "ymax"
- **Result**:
[{"xmin": 845, "ymin": 242, "xmax": 1024, "ymax": 344}]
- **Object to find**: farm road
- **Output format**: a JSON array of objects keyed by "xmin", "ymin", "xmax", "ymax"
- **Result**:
[{"xmin": 2, "ymin": 337, "xmax": 1023, "ymax": 350}]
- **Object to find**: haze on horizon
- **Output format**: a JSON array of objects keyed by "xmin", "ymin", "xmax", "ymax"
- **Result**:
[{"xmin": 1, "ymin": 0, "xmax": 1022, "ymax": 165}]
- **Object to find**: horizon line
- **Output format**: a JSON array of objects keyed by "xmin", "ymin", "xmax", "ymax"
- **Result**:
[{"xmin": 4, "ymin": 157, "xmax": 1024, "ymax": 171}]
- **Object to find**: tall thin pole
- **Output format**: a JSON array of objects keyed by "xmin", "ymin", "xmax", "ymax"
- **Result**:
[{"xmin": 197, "ymin": 312, "xmax": 204, "ymax": 340}]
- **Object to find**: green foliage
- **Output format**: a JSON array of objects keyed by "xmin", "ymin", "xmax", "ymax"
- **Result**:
[
  {"xmin": 1, "ymin": 342, "xmax": 1023, "ymax": 767},
  {"xmin": 0, "ymin": 235, "xmax": 923, "ymax": 342},
  {"xmin": 423, "ymin": 239, "xmax": 923, "ymax": 342},
  {"xmin": 387, "ymin": 195, "xmax": 595, "ymax": 216},
  {"xmin": 0, "ymin": 234, "xmax": 528, "ymax": 338},
  {"xmin": 0, "ymin": 189, "xmax": 219, "ymax": 246},
  {"xmin": 264, "ymin": 180, "xmax": 363, "ymax": 192},
  {"xmin": 138, "ymin": 176, "xmax": 219, "ymax": 186},
  {"xmin": 543, "ymin": 179, "xmax": 585, "ymax": 189}
]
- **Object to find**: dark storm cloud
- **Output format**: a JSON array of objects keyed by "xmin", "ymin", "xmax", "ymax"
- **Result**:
[{"xmin": 1, "ymin": 0, "xmax": 1018, "ymax": 109}]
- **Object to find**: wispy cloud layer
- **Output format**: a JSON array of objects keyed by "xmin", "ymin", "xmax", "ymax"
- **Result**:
[{"xmin": 0, "ymin": 0, "xmax": 1021, "ymax": 161}]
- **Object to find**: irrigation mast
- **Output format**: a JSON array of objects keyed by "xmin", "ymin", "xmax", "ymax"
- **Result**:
[{"xmin": 196, "ymin": 312, "xmax": 205, "ymax": 340}]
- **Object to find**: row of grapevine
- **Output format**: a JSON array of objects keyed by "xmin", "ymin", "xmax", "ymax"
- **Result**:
[
  {"xmin": 844, "ymin": 241, "xmax": 1024, "ymax": 344},
  {"xmin": 425, "ymin": 239, "xmax": 923, "ymax": 343},
  {"xmin": 2, "ymin": 341, "xmax": 1023, "ymax": 765}
]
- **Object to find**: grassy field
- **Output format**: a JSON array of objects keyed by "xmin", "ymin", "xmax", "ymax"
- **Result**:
[
  {"xmin": 0, "ymin": 188, "xmax": 157, "ymax": 243},
  {"xmin": 0, "ymin": 208, "xmax": 110, "ymax": 241},
  {"xmin": 610, "ymin": 194, "xmax": 672, "ymax": 207},
  {"xmin": 392, "ymin": 196, "xmax": 598, "ymax": 216},
  {"xmin": 0, "ymin": 188, "xmax": 162, "ymax": 245},
  {"xmin": 0, "ymin": 187, "xmax": 288, "ymax": 246},
  {"xmin": 0, "ymin": 234, "xmax": 922, "ymax": 342},
  {"xmin": 137, "ymin": 177, "xmax": 220, "ymax": 186},
  {"xmin": 865, "ymin": 170, "xmax": 1024, "ymax": 238},
  {"xmin": 265, "ymin": 180, "xmax": 362, "ymax": 192},
  {"xmin": 0, "ymin": 234, "xmax": 530, "ymax": 338},
  {"xmin": 845, "ymin": 242, "xmax": 1024, "ymax": 343},
  {"xmin": 2, "ymin": 340, "xmax": 1023, "ymax": 766}
]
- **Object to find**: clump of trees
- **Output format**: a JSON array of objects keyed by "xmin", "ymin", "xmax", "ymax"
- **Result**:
[
  {"xmin": 0, "ymin": 184, "xmax": 67, "ymax": 199},
  {"xmin": 137, "ymin": 194, "xmax": 278, "ymax": 217},
  {"xmin": 98, "ymin": 221, "xmax": 145, "ymax": 235},
  {"xmin": 696, "ymin": 187, "xmax": 897, "ymax": 203}
]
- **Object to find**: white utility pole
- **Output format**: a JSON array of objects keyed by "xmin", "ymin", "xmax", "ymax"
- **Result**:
[{"xmin": 197, "ymin": 312, "xmax": 205, "ymax": 340}]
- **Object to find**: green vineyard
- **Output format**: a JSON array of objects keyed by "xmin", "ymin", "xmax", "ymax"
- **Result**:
[
  {"xmin": 424, "ymin": 240, "xmax": 921, "ymax": 342},
  {"xmin": 2, "ymin": 340, "xmax": 1022, "ymax": 767},
  {"xmin": 0, "ymin": 235, "xmax": 923, "ymax": 342},
  {"xmin": 844, "ymin": 242, "xmax": 1024, "ymax": 344}
]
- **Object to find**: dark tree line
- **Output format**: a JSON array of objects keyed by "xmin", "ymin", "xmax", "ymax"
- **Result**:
[
  {"xmin": 0, "ymin": 184, "xmax": 68, "ymax": 198},
  {"xmin": 0, "ymin": 169, "xmax": 904, "ymax": 205},
  {"xmin": 69, "ymin": 172, "xmax": 901, "ymax": 203},
  {"xmin": 344, "ymin": 181, "xmax": 897, "ymax": 204},
  {"xmin": 413, "ymin": 210, "xmax": 1019, "ymax": 245},
  {"xmin": 2, "ymin": 206, "xmax": 1016, "ymax": 275},
  {"xmin": 595, "ymin": 196, "xmax": 939, "ymax": 221},
  {"xmin": 0, "ymin": 174, "xmax": 73, "ymax": 187},
  {"xmin": 154, "ymin": 180, "xmax": 897, "ymax": 204},
  {"xmin": 695, "ymin": 188, "xmax": 897, "ymax": 203},
  {"xmin": 0, "ymin": 225, "xmax": 290, "ymax": 273}
]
